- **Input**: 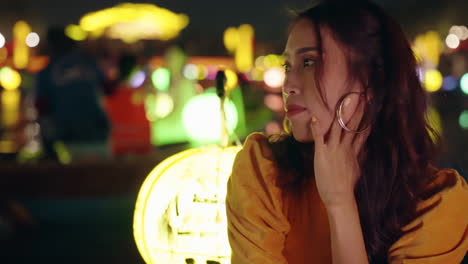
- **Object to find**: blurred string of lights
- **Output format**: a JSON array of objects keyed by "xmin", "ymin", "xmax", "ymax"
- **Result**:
[
  {"xmin": 78, "ymin": 3, "xmax": 189, "ymax": 43},
  {"xmin": 410, "ymin": 25, "xmax": 468, "ymax": 132}
]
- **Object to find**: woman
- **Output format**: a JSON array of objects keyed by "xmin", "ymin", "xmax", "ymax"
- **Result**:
[{"xmin": 225, "ymin": 1, "xmax": 468, "ymax": 263}]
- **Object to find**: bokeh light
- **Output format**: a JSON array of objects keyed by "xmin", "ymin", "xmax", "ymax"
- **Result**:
[
  {"xmin": 235, "ymin": 24, "xmax": 254, "ymax": 72},
  {"xmin": 183, "ymin": 64, "xmax": 198, "ymax": 80},
  {"xmin": 449, "ymin": 25, "xmax": 468, "ymax": 41},
  {"xmin": 263, "ymin": 67, "xmax": 285, "ymax": 88},
  {"xmin": 197, "ymin": 64, "xmax": 208, "ymax": 80},
  {"xmin": 65, "ymin": 24, "xmax": 88, "ymax": 41},
  {"xmin": 0, "ymin": 67, "xmax": 22, "ymax": 90},
  {"xmin": 413, "ymin": 31, "xmax": 441, "ymax": 66},
  {"xmin": 2, "ymin": 90, "xmax": 21, "ymax": 128},
  {"xmin": 461, "ymin": 73, "xmax": 468, "ymax": 95},
  {"xmin": 251, "ymin": 68, "xmax": 264, "ymax": 82},
  {"xmin": 154, "ymin": 93, "xmax": 174, "ymax": 119},
  {"xmin": 442, "ymin": 76, "xmax": 458, "ymax": 91},
  {"xmin": 423, "ymin": 69, "xmax": 443, "ymax": 92},
  {"xmin": 224, "ymin": 69, "xmax": 238, "ymax": 91},
  {"xmin": 264, "ymin": 54, "xmax": 282, "ymax": 68},
  {"xmin": 206, "ymin": 65, "xmax": 218, "ymax": 80},
  {"xmin": 264, "ymin": 94, "xmax": 283, "ymax": 112},
  {"xmin": 25, "ymin": 32, "xmax": 40, "ymax": 47},
  {"xmin": 130, "ymin": 70, "xmax": 146, "ymax": 88},
  {"xmin": 223, "ymin": 27, "xmax": 239, "ymax": 54},
  {"xmin": 152, "ymin": 68, "xmax": 170, "ymax": 92},
  {"xmin": 255, "ymin": 56, "xmax": 265, "ymax": 70},
  {"xmin": 459, "ymin": 110, "xmax": 468, "ymax": 130},
  {"xmin": 0, "ymin": 33, "xmax": 5, "ymax": 48},
  {"xmin": 445, "ymin": 34, "xmax": 460, "ymax": 49},
  {"xmin": 182, "ymin": 91, "xmax": 238, "ymax": 144},
  {"xmin": 80, "ymin": 3, "xmax": 189, "ymax": 42},
  {"xmin": 13, "ymin": 20, "xmax": 31, "ymax": 69}
]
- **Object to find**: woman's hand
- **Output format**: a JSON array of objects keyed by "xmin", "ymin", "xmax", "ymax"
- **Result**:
[{"xmin": 309, "ymin": 97, "xmax": 369, "ymax": 209}]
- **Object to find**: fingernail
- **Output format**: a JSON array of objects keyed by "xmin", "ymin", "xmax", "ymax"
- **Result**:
[
  {"xmin": 344, "ymin": 97, "xmax": 351, "ymax": 106},
  {"xmin": 311, "ymin": 116, "xmax": 317, "ymax": 123}
]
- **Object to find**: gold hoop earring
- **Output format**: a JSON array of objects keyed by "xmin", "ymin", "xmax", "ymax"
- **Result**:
[{"xmin": 336, "ymin": 92, "xmax": 370, "ymax": 133}]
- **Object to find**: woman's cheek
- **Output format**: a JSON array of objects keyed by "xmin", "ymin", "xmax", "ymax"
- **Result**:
[{"xmin": 316, "ymin": 110, "xmax": 335, "ymax": 136}]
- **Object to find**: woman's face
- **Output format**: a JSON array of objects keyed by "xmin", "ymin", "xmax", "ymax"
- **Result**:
[{"xmin": 283, "ymin": 18, "xmax": 361, "ymax": 142}]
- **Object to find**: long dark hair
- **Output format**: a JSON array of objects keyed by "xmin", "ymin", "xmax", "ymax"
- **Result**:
[{"xmin": 268, "ymin": 1, "xmax": 457, "ymax": 263}]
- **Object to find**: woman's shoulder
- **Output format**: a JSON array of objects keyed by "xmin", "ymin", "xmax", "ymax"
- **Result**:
[
  {"xmin": 419, "ymin": 168, "xmax": 467, "ymax": 209},
  {"xmin": 389, "ymin": 168, "xmax": 468, "ymax": 262},
  {"xmin": 239, "ymin": 132, "xmax": 276, "ymax": 161},
  {"xmin": 415, "ymin": 168, "xmax": 467, "ymax": 230},
  {"xmin": 229, "ymin": 132, "xmax": 282, "ymax": 188}
]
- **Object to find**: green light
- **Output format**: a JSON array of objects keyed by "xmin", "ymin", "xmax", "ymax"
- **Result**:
[
  {"xmin": 53, "ymin": 141, "xmax": 71, "ymax": 164},
  {"xmin": 459, "ymin": 110, "xmax": 468, "ymax": 130},
  {"xmin": 461, "ymin": 73, "xmax": 468, "ymax": 95},
  {"xmin": 152, "ymin": 68, "xmax": 170, "ymax": 92},
  {"xmin": 182, "ymin": 89, "xmax": 238, "ymax": 144}
]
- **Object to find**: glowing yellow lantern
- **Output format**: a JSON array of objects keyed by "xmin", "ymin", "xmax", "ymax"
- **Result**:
[
  {"xmin": 79, "ymin": 3, "xmax": 189, "ymax": 43},
  {"xmin": 133, "ymin": 145, "xmax": 241, "ymax": 264},
  {"xmin": 13, "ymin": 20, "xmax": 31, "ymax": 69}
]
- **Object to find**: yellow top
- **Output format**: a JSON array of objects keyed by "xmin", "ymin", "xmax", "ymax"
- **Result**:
[{"xmin": 226, "ymin": 133, "xmax": 468, "ymax": 264}]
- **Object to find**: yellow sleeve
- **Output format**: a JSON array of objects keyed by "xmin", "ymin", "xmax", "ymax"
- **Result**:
[
  {"xmin": 226, "ymin": 133, "xmax": 291, "ymax": 264},
  {"xmin": 388, "ymin": 170, "xmax": 468, "ymax": 264}
]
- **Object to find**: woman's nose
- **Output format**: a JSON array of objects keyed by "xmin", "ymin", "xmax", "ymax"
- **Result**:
[{"xmin": 283, "ymin": 78, "xmax": 300, "ymax": 95}]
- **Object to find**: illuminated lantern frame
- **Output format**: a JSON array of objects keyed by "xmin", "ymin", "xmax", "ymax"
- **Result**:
[{"xmin": 133, "ymin": 145, "xmax": 241, "ymax": 264}]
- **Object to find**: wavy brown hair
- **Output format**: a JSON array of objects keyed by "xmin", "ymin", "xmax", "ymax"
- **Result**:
[{"xmin": 268, "ymin": 0, "xmax": 457, "ymax": 263}]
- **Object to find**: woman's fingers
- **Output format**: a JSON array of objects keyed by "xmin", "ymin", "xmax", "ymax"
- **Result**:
[
  {"xmin": 326, "ymin": 111, "xmax": 343, "ymax": 146},
  {"xmin": 309, "ymin": 115, "xmax": 325, "ymax": 146},
  {"xmin": 340, "ymin": 96, "xmax": 370, "ymax": 154}
]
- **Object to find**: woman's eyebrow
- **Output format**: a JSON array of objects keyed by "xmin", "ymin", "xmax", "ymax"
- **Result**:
[{"xmin": 283, "ymin": 46, "xmax": 321, "ymax": 57}]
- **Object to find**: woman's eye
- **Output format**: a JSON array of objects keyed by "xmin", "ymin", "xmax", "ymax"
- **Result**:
[
  {"xmin": 282, "ymin": 63, "xmax": 291, "ymax": 72},
  {"xmin": 303, "ymin": 58, "xmax": 315, "ymax": 67}
]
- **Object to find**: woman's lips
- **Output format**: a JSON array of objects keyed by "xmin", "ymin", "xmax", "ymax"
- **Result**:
[{"xmin": 286, "ymin": 104, "xmax": 307, "ymax": 117}]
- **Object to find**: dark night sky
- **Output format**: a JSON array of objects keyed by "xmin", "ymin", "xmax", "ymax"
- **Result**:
[{"xmin": 0, "ymin": 0, "xmax": 467, "ymax": 53}]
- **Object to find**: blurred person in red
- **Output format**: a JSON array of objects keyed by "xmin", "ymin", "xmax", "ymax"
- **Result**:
[{"xmin": 103, "ymin": 53, "xmax": 151, "ymax": 156}]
